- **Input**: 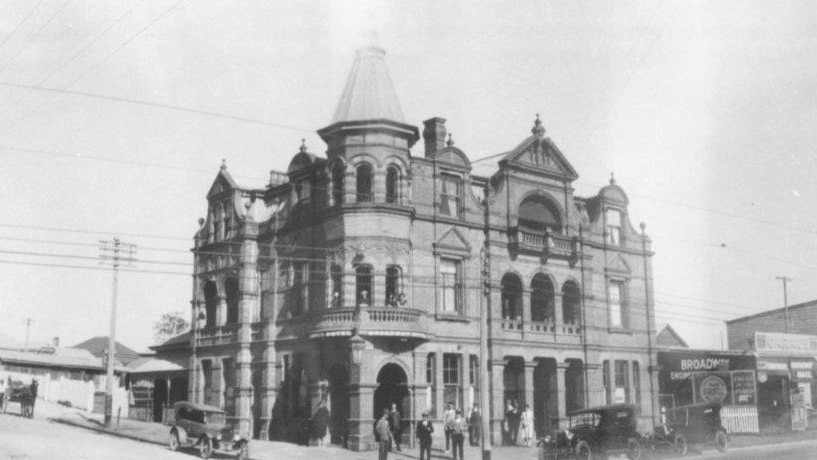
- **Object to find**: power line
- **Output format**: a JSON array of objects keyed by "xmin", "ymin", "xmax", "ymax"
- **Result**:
[
  {"xmin": 0, "ymin": 1, "xmax": 44, "ymax": 55},
  {"xmin": 0, "ymin": 0, "xmax": 73, "ymax": 75}
]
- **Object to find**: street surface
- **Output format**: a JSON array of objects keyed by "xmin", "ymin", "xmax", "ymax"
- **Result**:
[{"xmin": 0, "ymin": 411, "xmax": 191, "ymax": 460}]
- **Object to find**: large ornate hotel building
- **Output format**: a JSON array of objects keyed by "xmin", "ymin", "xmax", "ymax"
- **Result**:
[{"xmin": 157, "ymin": 46, "xmax": 659, "ymax": 450}]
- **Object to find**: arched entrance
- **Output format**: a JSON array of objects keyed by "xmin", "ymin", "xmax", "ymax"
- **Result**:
[
  {"xmin": 373, "ymin": 363, "xmax": 409, "ymax": 421},
  {"xmin": 327, "ymin": 363, "xmax": 349, "ymax": 446},
  {"xmin": 534, "ymin": 359, "xmax": 556, "ymax": 437}
]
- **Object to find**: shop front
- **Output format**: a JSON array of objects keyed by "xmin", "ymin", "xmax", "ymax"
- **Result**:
[
  {"xmin": 754, "ymin": 332, "xmax": 817, "ymax": 431},
  {"xmin": 658, "ymin": 350, "xmax": 758, "ymax": 433}
]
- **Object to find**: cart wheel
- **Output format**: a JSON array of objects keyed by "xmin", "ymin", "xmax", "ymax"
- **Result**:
[
  {"xmin": 169, "ymin": 431, "xmax": 180, "ymax": 452},
  {"xmin": 674, "ymin": 433, "xmax": 687, "ymax": 456},
  {"xmin": 236, "ymin": 441, "xmax": 249, "ymax": 460},
  {"xmin": 715, "ymin": 430, "xmax": 728, "ymax": 452},
  {"xmin": 576, "ymin": 440, "xmax": 593, "ymax": 460},
  {"xmin": 198, "ymin": 436, "xmax": 213, "ymax": 459}
]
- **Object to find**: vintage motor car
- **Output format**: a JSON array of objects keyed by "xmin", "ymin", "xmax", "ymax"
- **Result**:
[
  {"xmin": 168, "ymin": 401, "xmax": 249, "ymax": 459},
  {"xmin": 538, "ymin": 404, "xmax": 643, "ymax": 460},
  {"xmin": 653, "ymin": 402, "xmax": 729, "ymax": 455}
]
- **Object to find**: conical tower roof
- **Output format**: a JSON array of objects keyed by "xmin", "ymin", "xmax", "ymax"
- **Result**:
[{"xmin": 331, "ymin": 46, "xmax": 405, "ymax": 124}]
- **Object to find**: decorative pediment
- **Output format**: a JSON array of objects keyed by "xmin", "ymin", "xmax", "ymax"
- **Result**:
[
  {"xmin": 502, "ymin": 136, "xmax": 578, "ymax": 180},
  {"xmin": 432, "ymin": 146, "xmax": 471, "ymax": 169},
  {"xmin": 433, "ymin": 227, "xmax": 472, "ymax": 256},
  {"xmin": 606, "ymin": 253, "xmax": 632, "ymax": 275}
]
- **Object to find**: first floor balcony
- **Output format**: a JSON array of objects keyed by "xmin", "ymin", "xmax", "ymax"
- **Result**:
[
  {"xmin": 309, "ymin": 306, "xmax": 429, "ymax": 340},
  {"xmin": 508, "ymin": 227, "xmax": 578, "ymax": 263}
]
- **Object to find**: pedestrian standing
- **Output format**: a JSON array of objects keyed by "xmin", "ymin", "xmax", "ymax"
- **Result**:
[
  {"xmin": 507, "ymin": 399, "xmax": 520, "ymax": 446},
  {"xmin": 416, "ymin": 412, "xmax": 434, "ymax": 460},
  {"xmin": 388, "ymin": 402, "xmax": 402, "ymax": 451},
  {"xmin": 451, "ymin": 410, "xmax": 468, "ymax": 460},
  {"xmin": 468, "ymin": 404, "xmax": 481, "ymax": 446},
  {"xmin": 375, "ymin": 409, "xmax": 395, "ymax": 460},
  {"xmin": 443, "ymin": 402, "xmax": 456, "ymax": 452},
  {"xmin": 520, "ymin": 404, "xmax": 534, "ymax": 447}
]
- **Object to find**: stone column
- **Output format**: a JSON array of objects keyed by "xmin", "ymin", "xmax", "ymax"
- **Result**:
[
  {"xmin": 345, "ymin": 170, "xmax": 356, "ymax": 204},
  {"xmin": 435, "ymin": 351, "xmax": 444, "ymax": 414},
  {"xmin": 373, "ymin": 168, "xmax": 385, "ymax": 202},
  {"xmin": 521, "ymin": 288, "xmax": 531, "ymax": 336},
  {"xmin": 257, "ymin": 343, "xmax": 277, "ymax": 440},
  {"xmin": 553, "ymin": 293, "xmax": 564, "ymax": 329},
  {"xmin": 234, "ymin": 219, "xmax": 259, "ymax": 438},
  {"xmin": 347, "ymin": 335, "xmax": 375, "ymax": 450},
  {"xmin": 524, "ymin": 361, "xmax": 536, "ymax": 409},
  {"xmin": 373, "ymin": 270, "xmax": 386, "ymax": 308},
  {"xmin": 555, "ymin": 362, "xmax": 569, "ymax": 429}
]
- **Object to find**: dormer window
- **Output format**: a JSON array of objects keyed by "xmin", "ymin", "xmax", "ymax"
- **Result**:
[
  {"xmin": 440, "ymin": 174, "xmax": 461, "ymax": 218},
  {"xmin": 605, "ymin": 208, "xmax": 622, "ymax": 246}
]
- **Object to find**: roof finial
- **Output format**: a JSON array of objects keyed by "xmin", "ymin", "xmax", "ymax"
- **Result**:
[
  {"xmin": 220, "ymin": 158, "xmax": 227, "ymax": 170},
  {"xmin": 365, "ymin": 29, "xmax": 380, "ymax": 48},
  {"xmin": 610, "ymin": 172, "xmax": 616, "ymax": 185},
  {"xmin": 446, "ymin": 132, "xmax": 454, "ymax": 147},
  {"xmin": 531, "ymin": 113, "xmax": 545, "ymax": 138},
  {"xmin": 299, "ymin": 138, "xmax": 307, "ymax": 153}
]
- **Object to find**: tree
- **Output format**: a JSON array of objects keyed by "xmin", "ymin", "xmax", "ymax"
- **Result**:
[{"xmin": 153, "ymin": 311, "xmax": 189, "ymax": 344}]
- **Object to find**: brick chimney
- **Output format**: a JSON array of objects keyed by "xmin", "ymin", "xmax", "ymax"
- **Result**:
[{"xmin": 422, "ymin": 117, "xmax": 447, "ymax": 157}]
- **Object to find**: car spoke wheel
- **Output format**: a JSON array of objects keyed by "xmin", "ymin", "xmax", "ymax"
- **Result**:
[
  {"xmin": 198, "ymin": 436, "xmax": 213, "ymax": 459},
  {"xmin": 576, "ymin": 440, "xmax": 593, "ymax": 460},
  {"xmin": 674, "ymin": 433, "xmax": 687, "ymax": 456},
  {"xmin": 628, "ymin": 438, "xmax": 644, "ymax": 460},
  {"xmin": 169, "ymin": 431, "xmax": 180, "ymax": 452},
  {"xmin": 715, "ymin": 430, "xmax": 728, "ymax": 452}
]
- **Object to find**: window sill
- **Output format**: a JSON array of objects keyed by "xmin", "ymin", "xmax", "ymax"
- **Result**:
[
  {"xmin": 607, "ymin": 327, "xmax": 634, "ymax": 335},
  {"xmin": 434, "ymin": 313, "xmax": 469, "ymax": 323}
]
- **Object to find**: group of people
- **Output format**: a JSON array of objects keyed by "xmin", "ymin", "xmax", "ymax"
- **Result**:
[
  {"xmin": 503, "ymin": 399, "xmax": 535, "ymax": 447},
  {"xmin": 375, "ymin": 402, "xmax": 484, "ymax": 460}
]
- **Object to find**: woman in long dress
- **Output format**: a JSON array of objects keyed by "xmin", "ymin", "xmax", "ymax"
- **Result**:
[{"xmin": 520, "ymin": 404, "xmax": 534, "ymax": 447}]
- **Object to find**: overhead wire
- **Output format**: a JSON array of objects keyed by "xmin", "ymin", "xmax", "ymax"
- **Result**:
[{"xmin": 0, "ymin": 0, "xmax": 73, "ymax": 75}]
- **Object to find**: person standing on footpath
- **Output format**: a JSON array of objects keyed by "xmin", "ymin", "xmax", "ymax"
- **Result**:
[
  {"xmin": 388, "ymin": 402, "xmax": 402, "ymax": 451},
  {"xmin": 416, "ymin": 411, "xmax": 434, "ymax": 460},
  {"xmin": 506, "ymin": 399, "xmax": 520, "ymax": 446},
  {"xmin": 520, "ymin": 404, "xmax": 534, "ymax": 447},
  {"xmin": 375, "ymin": 409, "xmax": 395, "ymax": 460},
  {"xmin": 451, "ymin": 410, "xmax": 468, "ymax": 460},
  {"xmin": 468, "ymin": 404, "xmax": 481, "ymax": 446},
  {"xmin": 443, "ymin": 402, "xmax": 457, "ymax": 452}
]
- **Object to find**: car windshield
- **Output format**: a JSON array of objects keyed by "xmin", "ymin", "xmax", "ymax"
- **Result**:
[{"xmin": 569, "ymin": 412, "xmax": 600, "ymax": 428}]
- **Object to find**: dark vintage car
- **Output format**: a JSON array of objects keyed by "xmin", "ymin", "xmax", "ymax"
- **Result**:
[
  {"xmin": 168, "ymin": 401, "xmax": 249, "ymax": 459},
  {"xmin": 657, "ymin": 403, "xmax": 729, "ymax": 455},
  {"xmin": 538, "ymin": 404, "xmax": 643, "ymax": 460}
]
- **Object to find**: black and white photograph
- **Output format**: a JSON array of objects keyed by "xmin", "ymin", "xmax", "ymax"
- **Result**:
[{"xmin": 0, "ymin": 1, "xmax": 815, "ymax": 459}]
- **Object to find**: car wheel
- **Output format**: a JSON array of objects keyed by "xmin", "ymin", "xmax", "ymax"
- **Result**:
[
  {"xmin": 575, "ymin": 440, "xmax": 593, "ymax": 460},
  {"xmin": 715, "ymin": 430, "xmax": 728, "ymax": 452},
  {"xmin": 673, "ymin": 433, "xmax": 687, "ymax": 456},
  {"xmin": 628, "ymin": 438, "xmax": 644, "ymax": 460},
  {"xmin": 169, "ymin": 431, "xmax": 180, "ymax": 452},
  {"xmin": 236, "ymin": 441, "xmax": 249, "ymax": 460},
  {"xmin": 198, "ymin": 436, "xmax": 213, "ymax": 459}
]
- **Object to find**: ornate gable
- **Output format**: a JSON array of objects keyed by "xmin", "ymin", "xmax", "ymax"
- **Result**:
[
  {"xmin": 499, "ymin": 115, "xmax": 578, "ymax": 181},
  {"xmin": 606, "ymin": 253, "xmax": 632, "ymax": 275},
  {"xmin": 207, "ymin": 161, "xmax": 238, "ymax": 198}
]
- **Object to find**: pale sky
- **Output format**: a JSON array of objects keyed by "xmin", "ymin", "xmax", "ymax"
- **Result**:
[{"xmin": 0, "ymin": 0, "xmax": 815, "ymax": 352}]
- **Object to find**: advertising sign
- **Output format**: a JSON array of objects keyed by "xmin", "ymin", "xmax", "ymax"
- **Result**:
[{"xmin": 755, "ymin": 332, "xmax": 817, "ymax": 356}]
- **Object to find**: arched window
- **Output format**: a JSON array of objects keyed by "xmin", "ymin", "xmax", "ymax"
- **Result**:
[
  {"xmin": 518, "ymin": 195, "xmax": 562, "ymax": 234},
  {"xmin": 332, "ymin": 165, "xmax": 344, "ymax": 205},
  {"xmin": 562, "ymin": 280, "xmax": 581, "ymax": 325},
  {"xmin": 531, "ymin": 274, "xmax": 554, "ymax": 323},
  {"xmin": 356, "ymin": 162, "xmax": 373, "ymax": 202},
  {"xmin": 501, "ymin": 273, "xmax": 523, "ymax": 320},
  {"xmin": 385, "ymin": 166, "xmax": 399, "ymax": 204},
  {"xmin": 356, "ymin": 265, "xmax": 373, "ymax": 306},
  {"xmin": 225, "ymin": 277, "xmax": 239, "ymax": 324},
  {"xmin": 203, "ymin": 281, "xmax": 218, "ymax": 328},
  {"xmin": 331, "ymin": 264, "xmax": 343, "ymax": 308},
  {"xmin": 386, "ymin": 265, "xmax": 402, "ymax": 306}
]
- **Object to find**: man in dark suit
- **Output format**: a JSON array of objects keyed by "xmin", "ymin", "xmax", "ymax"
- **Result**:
[
  {"xmin": 416, "ymin": 411, "xmax": 434, "ymax": 460},
  {"xmin": 388, "ymin": 402, "xmax": 402, "ymax": 451}
]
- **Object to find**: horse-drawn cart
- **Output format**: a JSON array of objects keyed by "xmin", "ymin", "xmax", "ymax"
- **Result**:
[{"xmin": 1, "ymin": 378, "xmax": 38, "ymax": 418}]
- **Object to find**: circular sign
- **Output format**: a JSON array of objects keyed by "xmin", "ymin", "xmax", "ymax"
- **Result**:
[
  {"xmin": 699, "ymin": 375, "xmax": 728, "ymax": 403},
  {"xmin": 757, "ymin": 371, "xmax": 768, "ymax": 383}
]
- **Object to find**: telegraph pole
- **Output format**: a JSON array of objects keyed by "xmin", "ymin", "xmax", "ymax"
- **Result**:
[
  {"xmin": 22, "ymin": 318, "xmax": 34, "ymax": 349},
  {"xmin": 99, "ymin": 238, "xmax": 136, "ymax": 428},
  {"xmin": 480, "ymin": 183, "xmax": 492, "ymax": 460},
  {"xmin": 775, "ymin": 276, "xmax": 792, "ymax": 333}
]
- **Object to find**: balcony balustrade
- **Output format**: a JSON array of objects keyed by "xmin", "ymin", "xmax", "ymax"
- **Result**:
[
  {"xmin": 309, "ymin": 306, "xmax": 428, "ymax": 339},
  {"xmin": 495, "ymin": 318, "xmax": 582, "ymax": 344},
  {"xmin": 508, "ymin": 227, "xmax": 578, "ymax": 263},
  {"xmin": 196, "ymin": 322, "xmax": 264, "ymax": 346}
]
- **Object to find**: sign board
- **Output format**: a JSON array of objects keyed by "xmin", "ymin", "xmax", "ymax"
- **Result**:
[
  {"xmin": 732, "ymin": 371, "xmax": 756, "ymax": 405},
  {"xmin": 755, "ymin": 332, "xmax": 817, "ymax": 356}
]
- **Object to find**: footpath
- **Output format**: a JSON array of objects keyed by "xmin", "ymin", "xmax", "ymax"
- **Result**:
[{"xmin": 41, "ymin": 401, "xmax": 816, "ymax": 460}]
